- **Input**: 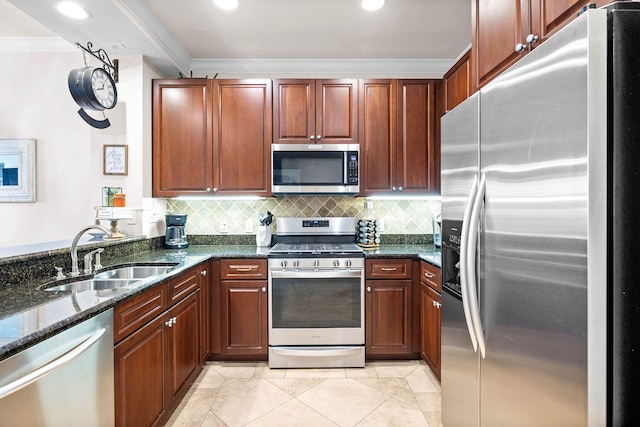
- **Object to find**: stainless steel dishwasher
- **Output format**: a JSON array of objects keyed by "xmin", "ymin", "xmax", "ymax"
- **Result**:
[{"xmin": 0, "ymin": 309, "xmax": 114, "ymax": 426}]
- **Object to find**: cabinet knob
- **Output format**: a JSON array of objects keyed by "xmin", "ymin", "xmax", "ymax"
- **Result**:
[
  {"xmin": 515, "ymin": 43, "xmax": 527, "ymax": 53},
  {"xmin": 310, "ymin": 135, "xmax": 315, "ymax": 140},
  {"xmin": 526, "ymin": 33, "xmax": 539, "ymax": 45},
  {"xmin": 316, "ymin": 135, "xmax": 322, "ymax": 141},
  {"xmin": 213, "ymin": 188, "xmax": 218, "ymax": 193},
  {"xmin": 433, "ymin": 301, "xmax": 437, "ymax": 307},
  {"xmin": 367, "ymin": 286, "xmax": 372, "ymax": 292},
  {"xmin": 206, "ymin": 187, "xmax": 211, "ymax": 192},
  {"xmin": 201, "ymin": 270, "xmax": 207, "ymax": 276},
  {"xmin": 398, "ymin": 187, "xmax": 403, "ymax": 192},
  {"xmin": 392, "ymin": 186, "xmax": 397, "ymax": 191},
  {"xmin": 262, "ymin": 287, "xmax": 267, "ymax": 293}
]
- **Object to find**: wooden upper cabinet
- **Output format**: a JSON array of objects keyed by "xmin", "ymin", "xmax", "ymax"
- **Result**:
[
  {"xmin": 397, "ymin": 79, "xmax": 440, "ymax": 193},
  {"xmin": 152, "ymin": 79, "xmax": 213, "ymax": 197},
  {"xmin": 443, "ymin": 49, "xmax": 471, "ymax": 112},
  {"xmin": 473, "ymin": 0, "xmax": 610, "ymax": 88},
  {"xmin": 273, "ymin": 79, "xmax": 357, "ymax": 144},
  {"xmin": 213, "ymin": 79, "xmax": 272, "ymax": 195},
  {"xmin": 359, "ymin": 79, "xmax": 397, "ymax": 195},
  {"xmin": 360, "ymin": 79, "xmax": 440, "ymax": 195}
]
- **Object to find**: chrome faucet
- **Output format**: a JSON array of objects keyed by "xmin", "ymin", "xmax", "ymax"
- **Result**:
[
  {"xmin": 83, "ymin": 248, "xmax": 104, "ymax": 275},
  {"xmin": 70, "ymin": 225, "xmax": 112, "ymax": 277}
]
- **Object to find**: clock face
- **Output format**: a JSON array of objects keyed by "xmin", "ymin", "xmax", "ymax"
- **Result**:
[{"xmin": 91, "ymin": 68, "xmax": 116, "ymax": 109}]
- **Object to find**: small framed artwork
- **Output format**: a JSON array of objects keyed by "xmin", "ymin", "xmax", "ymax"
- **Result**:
[{"xmin": 104, "ymin": 144, "xmax": 128, "ymax": 175}]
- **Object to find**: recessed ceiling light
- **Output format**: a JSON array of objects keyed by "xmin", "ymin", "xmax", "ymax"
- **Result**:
[
  {"xmin": 214, "ymin": 0, "xmax": 239, "ymax": 10},
  {"xmin": 55, "ymin": 2, "xmax": 90, "ymax": 20},
  {"xmin": 361, "ymin": 0, "xmax": 385, "ymax": 11}
]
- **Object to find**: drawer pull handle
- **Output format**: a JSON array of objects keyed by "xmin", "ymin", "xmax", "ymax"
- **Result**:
[
  {"xmin": 381, "ymin": 267, "xmax": 397, "ymax": 271},
  {"xmin": 424, "ymin": 272, "xmax": 435, "ymax": 278},
  {"xmin": 234, "ymin": 267, "xmax": 254, "ymax": 272}
]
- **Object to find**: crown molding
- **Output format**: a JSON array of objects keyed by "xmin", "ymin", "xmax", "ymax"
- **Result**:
[{"xmin": 190, "ymin": 58, "xmax": 455, "ymax": 79}]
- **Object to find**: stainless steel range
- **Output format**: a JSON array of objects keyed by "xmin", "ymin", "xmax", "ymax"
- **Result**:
[{"xmin": 268, "ymin": 217, "xmax": 365, "ymax": 368}]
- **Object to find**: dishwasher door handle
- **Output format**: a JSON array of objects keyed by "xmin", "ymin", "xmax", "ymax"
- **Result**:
[{"xmin": 0, "ymin": 328, "xmax": 106, "ymax": 400}]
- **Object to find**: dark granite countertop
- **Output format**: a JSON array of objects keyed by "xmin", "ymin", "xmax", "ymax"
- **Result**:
[{"xmin": 0, "ymin": 243, "xmax": 438, "ymax": 361}]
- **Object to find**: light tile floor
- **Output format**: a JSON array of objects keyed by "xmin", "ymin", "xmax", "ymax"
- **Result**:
[{"xmin": 164, "ymin": 360, "xmax": 441, "ymax": 427}]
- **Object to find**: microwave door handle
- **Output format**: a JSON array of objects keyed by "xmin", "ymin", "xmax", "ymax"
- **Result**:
[{"xmin": 344, "ymin": 151, "xmax": 348, "ymax": 185}]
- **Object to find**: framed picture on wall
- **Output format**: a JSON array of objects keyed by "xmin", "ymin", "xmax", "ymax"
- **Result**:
[{"xmin": 103, "ymin": 144, "xmax": 128, "ymax": 175}]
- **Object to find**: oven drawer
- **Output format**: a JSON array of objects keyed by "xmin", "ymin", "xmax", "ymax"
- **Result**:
[
  {"xmin": 221, "ymin": 259, "xmax": 267, "ymax": 280},
  {"xmin": 366, "ymin": 259, "xmax": 412, "ymax": 279},
  {"xmin": 421, "ymin": 261, "xmax": 441, "ymax": 293}
]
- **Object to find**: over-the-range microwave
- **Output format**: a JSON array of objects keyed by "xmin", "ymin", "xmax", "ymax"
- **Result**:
[{"xmin": 272, "ymin": 144, "xmax": 359, "ymax": 195}]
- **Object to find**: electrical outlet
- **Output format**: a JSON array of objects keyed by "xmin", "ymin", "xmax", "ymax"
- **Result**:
[
  {"xmin": 377, "ymin": 219, "xmax": 385, "ymax": 232},
  {"xmin": 245, "ymin": 219, "xmax": 253, "ymax": 233},
  {"xmin": 220, "ymin": 221, "xmax": 228, "ymax": 233}
]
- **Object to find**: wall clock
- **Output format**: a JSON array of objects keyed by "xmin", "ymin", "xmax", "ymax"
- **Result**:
[{"xmin": 68, "ymin": 66, "xmax": 118, "ymax": 129}]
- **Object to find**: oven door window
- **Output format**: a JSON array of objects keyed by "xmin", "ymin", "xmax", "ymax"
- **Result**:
[
  {"xmin": 271, "ymin": 277, "xmax": 361, "ymax": 328},
  {"xmin": 273, "ymin": 151, "xmax": 344, "ymax": 185}
]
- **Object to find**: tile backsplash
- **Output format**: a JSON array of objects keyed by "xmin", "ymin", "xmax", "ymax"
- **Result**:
[{"xmin": 168, "ymin": 196, "xmax": 441, "ymax": 236}]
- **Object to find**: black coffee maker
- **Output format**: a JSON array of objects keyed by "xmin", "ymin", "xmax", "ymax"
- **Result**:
[{"xmin": 164, "ymin": 214, "xmax": 189, "ymax": 249}]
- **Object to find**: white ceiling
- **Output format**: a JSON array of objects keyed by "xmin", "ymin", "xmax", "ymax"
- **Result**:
[{"xmin": 2, "ymin": 0, "xmax": 471, "ymax": 78}]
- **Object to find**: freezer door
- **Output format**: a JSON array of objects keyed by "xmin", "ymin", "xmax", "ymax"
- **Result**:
[
  {"xmin": 440, "ymin": 92, "xmax": 480, "ymax": 426},
  {"xmin": 478, "ymin": 10, "xmax": 607, "ymax": 427},
  {"xmin": 441, "ymin": 93, "xmax": 480, "ymax": 221}
]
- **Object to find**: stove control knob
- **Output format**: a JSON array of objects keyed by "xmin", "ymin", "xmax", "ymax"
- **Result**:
[
  {"xmin": 345, "ymin": 260, "xmax": 352, "ymax": 268},
  {"xmin": 313, "ymin": 259, "xmax": 320, "ymax": 268},
  {"xmin": 280, "ymin": 260, "xmax": 288, "ymax": 268},
  {"xmin": 293, "ymin": 260, "xmax": 300, "ymax": 268},
  {"xmin": 332, "ymin": 259, "xmax": 340, "ymax": 268}
]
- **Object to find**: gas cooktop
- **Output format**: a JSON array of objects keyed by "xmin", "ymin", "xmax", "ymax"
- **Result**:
[{"xmin": 269, "ymin": 242, "xmax": 363, "ymax": 255}]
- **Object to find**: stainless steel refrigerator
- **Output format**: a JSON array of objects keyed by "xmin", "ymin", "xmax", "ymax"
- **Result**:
[{"xmin": 441, "ymin": 3, "xmax": 640, "ymax": 425}]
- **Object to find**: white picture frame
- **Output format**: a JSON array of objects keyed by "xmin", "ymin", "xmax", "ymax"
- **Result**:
[
  {"xmin": 0, "ymin": 139, "xmax": 36, "ymax": 203},
  {"xmin": 103, "ymin": 144, "xmax": 128, "ymax": 175}
]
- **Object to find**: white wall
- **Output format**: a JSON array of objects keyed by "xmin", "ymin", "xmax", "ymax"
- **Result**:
[{"xmin": 0, "ymin": 46, "xmax": 161, "ymax": 248}]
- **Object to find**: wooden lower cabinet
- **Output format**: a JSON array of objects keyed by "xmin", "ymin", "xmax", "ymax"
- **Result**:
[
  {"xmin": 365, "ymin": 258, "xmax": 414, "ymax": 357},
  {"xmin": 420, "ymin": 282, "xmax": 441, "ymax": 380},
  {"xmin": 113, "ymin": 266, "xmax": 204, "ymax": 427},
  {"xmin": 220, "ymin": 280, "xmax": 268, "ymax": 357},
  {"xmin": 366, "ymin": 279, "xmax": 413, "ymax": 356},
  {"xmin": 212, "ymin": 259, "xmax": 268, "ymax": 359}
]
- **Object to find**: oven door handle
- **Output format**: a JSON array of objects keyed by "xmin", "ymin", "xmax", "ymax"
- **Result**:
[
  {"xmin": 270, "ymin": 270, "xmax": 363, "ymax": 279},
  {"xmin": 271, "ymin": 347, "xmax": 363, "ymax": 357}
]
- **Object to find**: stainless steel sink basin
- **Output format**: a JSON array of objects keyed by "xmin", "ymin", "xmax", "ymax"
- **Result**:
[
  {"xmin": 94, "ymin": 264, "xmax": 177, "ymax": 280},
  {"xmin": 43, "ymin": 278, "xmax": 140, "ymax": 292}
]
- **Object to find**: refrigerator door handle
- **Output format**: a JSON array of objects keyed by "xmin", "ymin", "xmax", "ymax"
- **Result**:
[
  {"xmin": 467, "ymin": 173, "xmax": 487, "ymax": 358},
  {"xmin": 460, "ymin": 174, "xmax": 479, "ymax": 352}
]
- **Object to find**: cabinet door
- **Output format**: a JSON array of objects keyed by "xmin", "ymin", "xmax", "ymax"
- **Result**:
[
  {"xmin": 114, "ymin": 315, "xmax": 168, "ymax": 427},
  {"xmin": 214, "ymin": 80, "xmax": 272, "ymax": 195},
  {"xmin": 420, "ymin": 283, "xmax": 441, "ymax": 380},
  {"xmin": 152, "ymin": 79, "xmax": 213, "ymax": 197},
  {"xmin": 473, "ymin": 0, "xmax": 531, "ymax": 88},
  {"xmin": 366, "ymin": 279, "xmax": 412, "ymax": 356},
  {"xmin": 532, "ymin": 0, "xmax": 606, "ymax": 42},
  {"xmin": 443, "ymin": 50, "xmax": 471, "ymax": 112},
  {"xmin": 397, "ymin": 80, "xmax": 439, "ymax": 193},
  {"xmin": 167, "ymin": 290, "xmax": 201, "ymax": 401},
  {"xmin": 316, "ymin": 79, "xmax": 358, "ymax": 144},
  {"xmin": 199, "ymin": 264, "xmax": 211, "ymax": 362},
  {"xmin": 273, "ymin": 79, "xmax": 315, "ymax": 144},
  {"xmin": 221, "ymin": 280, "xmax": 268, "ymax": 356},
  {"xmin": 359, "ymin": 79, "xmax": 397, "ymax": 195}
]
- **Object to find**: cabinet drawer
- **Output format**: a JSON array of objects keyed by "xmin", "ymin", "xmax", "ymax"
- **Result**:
[
  {"xmin": 220, "ymin": 259, "xmax": 267, "ymax": 280},
  {"xmin": 421, "ymin": 261, "xmax": 441, "ymax": 293},
  {"xmin": 114, "ymin": 284, "xmax": 168, "ymax": 343},
  {"xmin": 169, "ymin": 267, "xmax": 200, "ymax": 304},
  {"xmin": 366, "ymin": 259, "xmax": 412, "ymax": 279}
]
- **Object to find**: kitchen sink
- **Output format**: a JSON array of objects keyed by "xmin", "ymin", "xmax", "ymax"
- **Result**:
[
  {"xmin": 43, "ymin": 278, "xmax": 141, "ymax": 292},
  {"xmin": 94, "ymin": 264, "xmax": 178, "ymax": 280}
]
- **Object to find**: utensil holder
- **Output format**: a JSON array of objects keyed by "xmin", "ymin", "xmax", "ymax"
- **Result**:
[{"xmin": 256, "ymin": 225, "xmax": 272, "ymax": 247}]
